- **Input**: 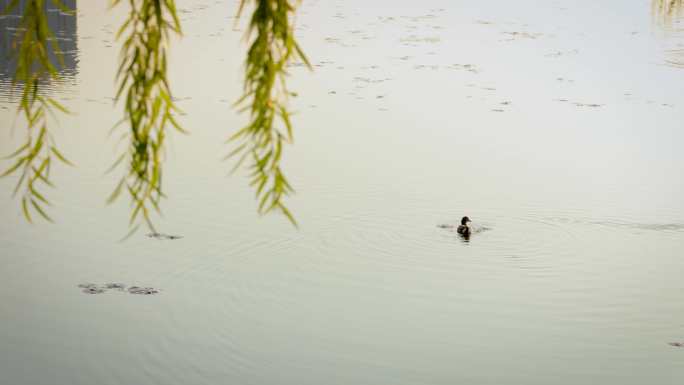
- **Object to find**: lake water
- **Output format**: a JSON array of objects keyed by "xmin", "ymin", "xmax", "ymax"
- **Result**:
[{"xmin": 1, "ymin": 1, "xmax": 683, "ymax": 384}]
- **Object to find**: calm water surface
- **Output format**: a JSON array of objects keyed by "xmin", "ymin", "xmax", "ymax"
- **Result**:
[{"xmin": 1, "ymin": 1, "xmax": 683, "ymax": 384}]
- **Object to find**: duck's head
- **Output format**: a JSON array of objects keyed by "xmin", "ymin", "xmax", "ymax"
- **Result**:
[{"xmin": 461, "ymin": 216, "xmax": 471, "ymax": 225}]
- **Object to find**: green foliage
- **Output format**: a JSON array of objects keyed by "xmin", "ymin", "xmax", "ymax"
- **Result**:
[
  {"xmin": 0, "ymin": 0, "xmax": 74, "ymax": 223},
  {"xmin": 230, "ymin": 0, "xmax": 310, "ymax": 226},
  {"xmin": 109, "ymin": 0, "xmax": 184, "ymax": 232},
  {"xmin": 2, "ymin": 0, "xmax": 309, "ymax": 231}
]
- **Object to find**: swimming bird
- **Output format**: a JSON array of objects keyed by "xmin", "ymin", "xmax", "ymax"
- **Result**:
[{"xmin": 457, "ymin": 216, "xmax": 471, "ymax": 236}]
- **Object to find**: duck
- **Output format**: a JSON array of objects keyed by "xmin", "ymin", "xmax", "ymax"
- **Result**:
[{"xmin": 457, "ymin": 216, "xmax": 471, "ymax": 236}]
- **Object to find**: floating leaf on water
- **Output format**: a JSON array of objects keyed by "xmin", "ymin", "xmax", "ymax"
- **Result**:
[{"xmin": 82, "ymin": 287, "xmax": 106, "ymax": 294}]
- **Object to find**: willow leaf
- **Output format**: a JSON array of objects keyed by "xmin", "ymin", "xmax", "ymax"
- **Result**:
[
  {"xmin": 21, "ymin": 198, "xmax": 32, "ymax": 223},
  {"xmin": 1, "ymin": 157, "xmax": 27, "ymax": 177},
  {"xmin": 29, "ymin": 185, "xmax": 50, "ymax": 206},
  {"xmin": 51, "ymin": 147, "xmax": 74, "ymax": 166},
  {"xmin": 3, "ymin": 143, "xmax": 29, "ymax": 159},
  {"xmin": 46, "ymin": 98, "xmax": 70, "ymax": 114},
  {"xmin": 30, "ymin": 199, "xmax": 53, "ymax": 223},
  {"xmin": 107, "ymin": 178, "xmax": 126, "ymax": 204}
]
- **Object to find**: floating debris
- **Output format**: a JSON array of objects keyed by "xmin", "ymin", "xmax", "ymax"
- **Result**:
[
  {"xmin": 491, "ymin": 109, "xmax": 505, "ymax": 112},
  {"xmin": 447, "ymin": 63, "xmax": 479, "ymax": 73},
  {"xmin": 323, "ymin": 37, "xmax": 352, "ymax": 46},
  {"xmin": 545, "ymin": 49, "xmax": 579, "ymax": 58},
  {"xmin": 400, "ymin": 35, "xmax": 441, "ymax": 44},
  {"xmin": 413, "ymin": 64, "xmax": 440, "ymax": 70},
  {"xmin": 402, "ymin": 14, "xmax": 438, "ymax": 22},
  {"xmin": 77, "ymin": 283, "xmax": 159, "ymax": 295},
  {"xmin": 146, "ymin": 232, "xmax": 183, "ymax": 240},
  {"xmin": 82, "ymin": 287, "xmax": 106, "ymax": 294},
  {"xmin": 668, "ymin": 342, "xmax": 683, "ymax": 347},
  {"xmin": 128, "ymin": 286, "xmax": 159, "ymax": 295},
  {"xmin": 105, "ymin": 283, "xmax": 126, "ymax": 290},
  {"xmin": 353, "ymin": 76, "xmax": 391, "ymax": 84},
  {"xmin": 501, "ymin": 31, "xmax": 543, "ymax": 41},
  {"xmin": 79, "ymin": 283, "xmax": 106, "ymax": 294}
]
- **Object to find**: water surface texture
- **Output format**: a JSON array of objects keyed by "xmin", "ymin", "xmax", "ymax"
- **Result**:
[{"xmin": 1, "ymin": 1, "xmax": 683, "ymax": 384}]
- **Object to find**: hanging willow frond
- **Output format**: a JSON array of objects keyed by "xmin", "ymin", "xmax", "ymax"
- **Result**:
[
  {"xmin": 109, "ymin": 0, "xmax": 184, "ymax": 232},
  {"xmin": 230, "ymin": 0, "xmax": 310, "ymax": 227},
  {"xmin": 1, "ymin": 0, "xmax": 74, "ymax": 223}
]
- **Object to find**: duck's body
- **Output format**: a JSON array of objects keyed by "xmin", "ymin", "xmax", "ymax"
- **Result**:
[
  {"xmin": 457, "ymin": 216, "xmax": 471, "ymax": 237},
  {"xmin": 457, "ymin": 224, "xmax": 470, "ymax": 236}
]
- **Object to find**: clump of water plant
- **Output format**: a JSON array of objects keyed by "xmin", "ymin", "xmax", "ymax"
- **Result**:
[
  {"xmin": 229, "ymin": 0, "xmax": 311, "ymax": 226},
  {"xmin": 0, "ymin": 0, "xmax": 74, "ymax": 223}
]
